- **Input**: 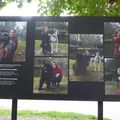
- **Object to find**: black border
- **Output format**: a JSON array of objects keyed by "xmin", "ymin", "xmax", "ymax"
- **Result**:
[{"xmin": 0, "ymin": 16, "xmax": 120, "ymax": 101}]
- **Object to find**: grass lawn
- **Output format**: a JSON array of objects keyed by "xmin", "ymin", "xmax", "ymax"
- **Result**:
[
  {"xmin": 34, "ymin": 40, "xmax": 68, "ymax": 56},
  {"xmin": 17, "ymin": 40, "xmax": 26, "ymax": 52},
  {"xmin": 0, "ymin": 109, "xmax": 111, "ymax": 120},
  {"xmin": 105, "ymin": 81, "xmax": 120, "ymax": 95},
  {"xmin": 33, "ymin": 76, "xmax": 68, "ymax": 94},
  {"xmin": 14, "ymin": 40, "xmax": 26, "ymax": 61}
]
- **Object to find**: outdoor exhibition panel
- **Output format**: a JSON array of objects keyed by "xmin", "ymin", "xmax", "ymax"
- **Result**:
[{"xmin": 0, "ymin": 16, "xmax": 120, "ymax": 101}]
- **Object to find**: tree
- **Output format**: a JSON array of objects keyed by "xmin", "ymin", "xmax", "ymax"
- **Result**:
[
  {"xmin": 37, "ymin": 0, "xmax": 120, "ymax": 16},
  {"xmin": 0, "ymin": 0, "xmax": 13, "ymax": 9},
  {"xmin": 0, "ymin": 0, "xmax": 120, "ymax": 16},
  {"xmin": 0, "ymin": 22, "xmax": 16, "ymax": 32}
]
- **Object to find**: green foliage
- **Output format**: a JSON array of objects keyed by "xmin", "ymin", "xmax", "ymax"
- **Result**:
[
  {"xmin": 0, "ymin": 0, "xmax": 12, "ymax": 9},
  {"xmin": 37, "ymin": 0, "xmax": 120, "ymax": 16},
  {"xmin": 0, "ymin": 0, "xmax": 120, "ymax": 16}
]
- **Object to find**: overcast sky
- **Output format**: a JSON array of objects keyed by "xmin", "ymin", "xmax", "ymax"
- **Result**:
[{"xmin": 0, "ymin": 1, "xmax": 39, "ymax": 16}]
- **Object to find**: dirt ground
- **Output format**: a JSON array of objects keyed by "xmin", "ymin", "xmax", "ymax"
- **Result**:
[
  {"xmin": 34, "ymin": 83, "xmax": 68, "ymax": 94},
  {"xmin": 105, "ymin": 81, "xmax": 120, "ymax": 95},
  {"xmin": 69, "ymin": 64, "xmax": 103, "ymax": 81}
]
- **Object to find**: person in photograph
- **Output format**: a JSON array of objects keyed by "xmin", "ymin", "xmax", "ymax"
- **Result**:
[
  {"xmin": 112, "ymin": 29, "xmax": 120, "ymax": 42},
  {"xmin": 51, "ymin": 61, "xmax": 63, "ymax": 88},
  {"xmin": 5, "ymin": 28, "xmax": 18, "ymax": 62},
  {"xmin": 73, "ymin": 50, "xmax": 90, "ymax": 75},
  {"xmin": 117, "ymin": 67, "xmax": 120, "ymax": 89},
  {"xmin": 114, "ymin": 43, "xmax": 120, "ymax": 57},
  {"xmin": 81, "ymin": 50, "xmax": 90, "ymax": 74},
  {"xmin": 38, "ymin": 61, "xmax": 63, "ymax": 90},
  {"xmin": 0, "ymin": 29, "xmax": 18, "ymax": 62},
  {"xmin": 112, "ymin": 29, "xmax": 120, "ymax": 57},
  {"xmin": 40, "ymin": 26, "xmax": 51, "ymax": 54}
]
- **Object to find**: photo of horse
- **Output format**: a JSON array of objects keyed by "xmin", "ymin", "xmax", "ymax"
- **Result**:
[
  {"xmin": 33, "ymin": 57, "xmax": 68, "ymax": 94},
  {"xmin": 69, "ymin": 34, "xmax": 104, "ymax": 81},
  {"xmin": 34, "ymin": 22, "xmax": 68, "ymax": 56}
]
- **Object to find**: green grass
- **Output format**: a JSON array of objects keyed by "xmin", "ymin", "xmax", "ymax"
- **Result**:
[
  {"xmin": 33, "ymin": 76, "xmax": 68, "ymax": 94},
  {"xmin": 0, "ymin": 109, "xmax": 10, "ymax": 116},
  {"xmin": 35, "ymin": 40, "xmax": 41, "ymax": 48},
  {"xmin": 35, "ymin": 40, "xmax": 68, "ymax": 54},
  {"xmin": 13, "ymin": 40, "xmax": 26, "ymax": 61},
  {"xmin": 0, "ymin": 109, "xmax": 111, "ymax": 120},
  {"xmin": 69, "ymin": 59, "xmax": 103, "ymax": 81},
  {"xmin": 17, "ymin": 40, "xmax": 26, "ymax": 52}
]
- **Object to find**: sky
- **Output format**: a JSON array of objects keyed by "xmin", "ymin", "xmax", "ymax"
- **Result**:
[{"xmin": 0, "ymin": 1, "xmax": 39, "ymax": 16}]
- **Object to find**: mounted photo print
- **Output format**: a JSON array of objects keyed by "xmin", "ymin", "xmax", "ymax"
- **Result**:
[
  {"xmin": 1, "ymin": 16, "xmax": 120, "ymax": 101},
  {"xmin": 69, "ymin": 34, "xmax": 104, "ymax": 81},
  {"xmin": 0, "ymin": 21, "xmax": 27, "ymax": 62},
  {"xmin": 33, "ymin": 57, "xmax": 68, "ymax": 94},
  {"xmin": 105, "ymin": 58, "xmax": 120, "ymax": 95},
  {"xmin": 34, "ymin": 22, "xmax": 68, "ymax": 57},
  {"xmin": 104, "ymin": 22, "xmax": 120, "ymax": 57}
]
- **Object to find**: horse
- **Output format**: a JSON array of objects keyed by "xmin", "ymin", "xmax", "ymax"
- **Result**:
[
  {"xmin": 50, "ymin": 29, "xmax": 58, "ymax": 54},
  {"xmin": 90, "ymin": 52, "xmax": 103, "ymax": 72}
]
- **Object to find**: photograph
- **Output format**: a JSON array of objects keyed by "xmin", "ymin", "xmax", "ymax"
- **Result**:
[
  {"xmin": 69, "ymin": 34, "xmax": 103, "ymax": 81},
  {"xmin": 34, "ymin": 22, "xmax": 68, "ymax": 56},
  {"xmin": 104, "ymin": 22, "xmax": 120, "ymax": 57},
  {"xmin": 105, "ymin": 58, "xmax": 120, "ymax": 95},
  {"xmin": 0, "ymin": 21, "xmax": 27, "ymax": 62},
  {"xmin": 33, "ymin": 57, "xmax": 68, "ymax": 94}
]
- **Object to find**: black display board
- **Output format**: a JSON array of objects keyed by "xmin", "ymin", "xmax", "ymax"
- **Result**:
[{"xmin": 0, "ymin": 16, "xmax": 120, "ymax": 101}]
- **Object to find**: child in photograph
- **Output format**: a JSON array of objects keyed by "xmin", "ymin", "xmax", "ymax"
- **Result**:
[{"xmin": 40, "ymin": 26, "xmax": 51, "ymax": 54}]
